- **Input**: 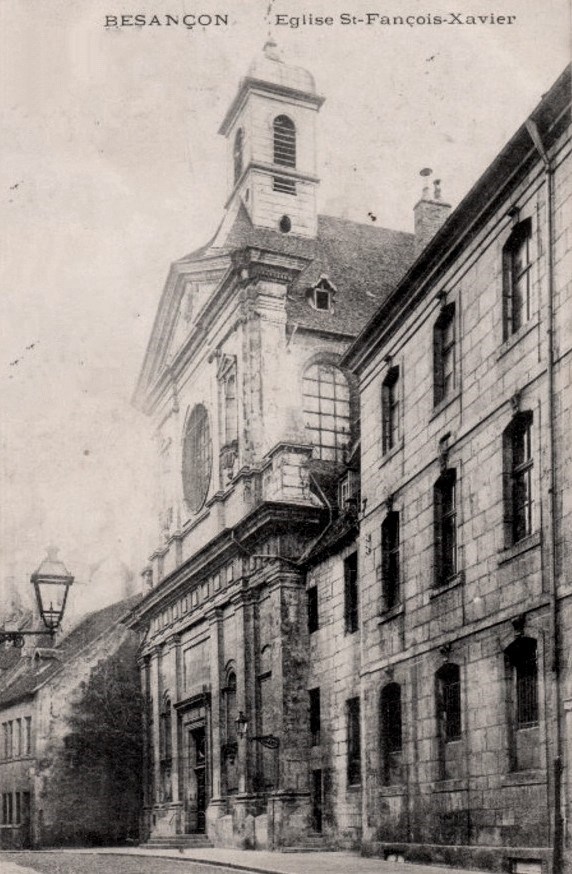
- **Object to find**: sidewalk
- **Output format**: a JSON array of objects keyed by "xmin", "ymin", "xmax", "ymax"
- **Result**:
[{"xmin": 64, "ymin": 846, "xmax": 483, "ymax": 874}]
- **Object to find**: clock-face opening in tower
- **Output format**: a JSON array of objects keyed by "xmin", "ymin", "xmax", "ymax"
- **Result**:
[{"xmin": 279, "ymin": 215, "xmax": 292, "ymax": 233}]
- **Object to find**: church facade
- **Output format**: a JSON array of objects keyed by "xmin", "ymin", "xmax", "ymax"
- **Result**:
[{"xmin": 126, "ymin": 42, "xmax": 417, "ymax": 851}]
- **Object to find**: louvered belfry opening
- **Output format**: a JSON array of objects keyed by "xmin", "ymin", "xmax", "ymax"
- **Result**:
[
  {"xmin": 273, "ymin": 115, "xmax": 296, "ymax": 167},
  {"xmin": 273, "ymin": 115, "xmax": 296, "ymax": 195}
]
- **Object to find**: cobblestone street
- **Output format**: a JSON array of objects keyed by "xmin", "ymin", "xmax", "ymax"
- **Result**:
[
  {"xmin": 0, "ymin": 854, "xmax": 244, "ymax": 874},
  {"xmin": 0, "ymin": 850, "xmax": 486, "ymax": 874}
]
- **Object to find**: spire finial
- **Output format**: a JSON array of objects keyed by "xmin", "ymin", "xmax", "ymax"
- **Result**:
[{"xmin": 263, "ymin": 39, "xmax": 281, "ymax": 62}]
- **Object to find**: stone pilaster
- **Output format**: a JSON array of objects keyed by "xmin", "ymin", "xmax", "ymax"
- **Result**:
[
  {"xmin": 209, "ymin": 609, "xmax": 223, "ymax": 799},
  {"xmin": 150, "ymin": 649, "xmax": 161, "ymax": 804},
  {"xmin": 138, "ymin": 657, "xmax": 151, "ymax": 809}
]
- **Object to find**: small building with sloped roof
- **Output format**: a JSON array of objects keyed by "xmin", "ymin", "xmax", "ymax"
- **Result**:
[{"xmin": 0, "ymin": 595, "xmax": 141, "ymax": 848}]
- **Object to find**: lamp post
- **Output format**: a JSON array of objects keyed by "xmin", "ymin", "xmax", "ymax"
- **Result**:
[
  {"xmin": 234, "ymin": 709, "xmax": 280, "ymax": 793},
  {"xmin": 0, "ymin": 548, "xmax": 74, "ymax": 648}
]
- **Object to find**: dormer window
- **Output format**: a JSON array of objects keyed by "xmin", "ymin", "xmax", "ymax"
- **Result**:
[{"xmin": 308, "ymin": 278, "xmax": 335, "ymax": 312}]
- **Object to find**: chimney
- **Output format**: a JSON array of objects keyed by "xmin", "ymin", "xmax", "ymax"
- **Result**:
[{"xmin": 414, "ymin": 169, "xmax": 451, "ymax": 257}]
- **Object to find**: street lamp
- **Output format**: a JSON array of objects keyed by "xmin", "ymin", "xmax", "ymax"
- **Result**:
[
  {"xmin": 234, "ymin": 710, "xmax": 280, "ymax": 750},
  {"xmin": 235, "ymin": 710, "xmax": 248, "ymax": 739},
  {"xmin": 0, "ymin": 548, "xmax": 74, "ymax": 648}
]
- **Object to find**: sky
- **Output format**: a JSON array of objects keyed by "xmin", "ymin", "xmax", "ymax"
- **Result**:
[{"xmin": 1, "ymin": 0, "xmax": 569, "ymax": 620}]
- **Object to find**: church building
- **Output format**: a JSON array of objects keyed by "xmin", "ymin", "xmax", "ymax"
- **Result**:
[{"xmin": 126, "ymin": 42, "xmax": 422, "ymax": 850}]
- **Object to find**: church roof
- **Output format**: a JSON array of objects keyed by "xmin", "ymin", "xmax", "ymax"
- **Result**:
[
  {"xmin": 246, "ymin": 40, "xmax": 316, "ymax": 95},
  {"xmin": 178, "ymin": 205, "xmax": 415, "ymax": 336},
  {"xmin": 0, "ymin": 594, "xmax": 141, "ymax": 709}
]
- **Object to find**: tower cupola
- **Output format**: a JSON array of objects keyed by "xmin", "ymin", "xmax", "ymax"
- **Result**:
[{"xmin": 219, "ymin": 41, "xmax": 325, "ymax": 238}]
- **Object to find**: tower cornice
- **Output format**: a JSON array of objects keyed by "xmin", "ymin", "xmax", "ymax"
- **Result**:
[{"xmin": 219, "ymin": 77, "xmax": 325, "ymax": 136}]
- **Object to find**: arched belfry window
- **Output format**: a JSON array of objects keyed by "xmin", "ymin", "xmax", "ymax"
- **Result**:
[
  {"xmin": 233, "ymin": 128, "xmax": 244, "ymax": 185},
  {"xmin": 303, "ymin": 363, "xmax": 351, "ymax": 461},
  {"xmin": 182, "ymin": 404, "xmax": 212, "ymax": 514},
  {"xmin": 273, "ymin": 115, "xmax": 296, "ymax": 168}
]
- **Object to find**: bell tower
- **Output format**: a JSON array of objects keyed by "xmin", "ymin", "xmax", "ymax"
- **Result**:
[{"xmin": 218, "ymin": 40, "xmax": 325, "ymax": 238}]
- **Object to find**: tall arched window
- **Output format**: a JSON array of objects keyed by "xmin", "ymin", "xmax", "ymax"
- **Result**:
[
  {"xmin": 223, "ymin": 670, "xmax": 237, "ymax": 742},
  {"xmin": 380, "ymin": 683, "xmax": 402, "ymax": 785},
  {"xmin": 182, "ymin": 404, "xmax": 212, "ymax": 513},
  {"xmin": 221, "ymin": 668, "xmax": 238, "ymax": 794},
  {"xmin": 233, "ymin": 128, "xmax": 244, "ymax": 185},
  {"xmin": 159, "ymin": 696, "xmax": 172, "ymax": 802},
  {"xmin": 303, "ymin": 363, "xmax": 351, "ymax": 461},
  {"xmin": 505, "ymin": 637, "xmax": 539, "ymax": 771},
  {"xmin": 273, "ymin": 115, "xmax": 296, "ymax": 167}
]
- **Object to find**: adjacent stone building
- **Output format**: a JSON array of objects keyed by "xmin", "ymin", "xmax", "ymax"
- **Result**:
[
  {"xmin": 0, "ymin": 595, "xmax": 141, "ymax": 848},
  {"xmin": 344, "ymin": 65, "xmax": 571, "ymax": 873}
]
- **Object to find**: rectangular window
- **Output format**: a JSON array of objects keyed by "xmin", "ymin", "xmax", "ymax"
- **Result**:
[
  {"xmin": 25, "ymin": 717, "xmax": 32, "ymax": 756},
  {"xmin": 344, "ymin": 552, "xmax": 359, "ymax": 633},
  {"xmin": 381, "ymin": 683, "xmax": 403, "ymax": 785},
  {"xmin": 433, "ymin": 304, "xmax": 456, "ymax": 406},
  {"xmin": 512, "ymin": 416, "xmax": 533, "ymax": 543},
  {"xmin": 4, "ymin": 792, "xmax": 13, "ymax": 825},
  {"xmin": 14, "ymin": 719, "xmax": 21, "ymax": 757},
  {"xmin": 6, "ymin": 721, "xmax": 13, "ymax": 759},
  {"xmin": 307, "ymin": 586, "xmax": 319, "ymax": 634},
  {"xmin": 382, "ymin": 366, "xmax": 400, "ymax": 454},
  {"xmin": 14, "ymin": 792, "xmax": 21, "ymax": 826},
  {"xmin": 434, "ymin": 470, "xmax": 457, "ymax": 585},
  {"xmin": 309, "ymin": 688, "xmax": 321, "ymax": 747},
  {"xmin": 503, "ymin": 219, "xmax": 532, "ymax": 338},
  {"xmin": 516, "ymin": 650, "xmax": 538, "ymax": 728},
  {"xmin": 346, "ymin": 697, "xmax": 361, "ymax": 785},
  {"xmin": 381, "ymin": 511, "xmax": 400, "ymax": 610},
  {"xmin": 437, "ymin": 665, "xmax": 462, "ymax": 742}
]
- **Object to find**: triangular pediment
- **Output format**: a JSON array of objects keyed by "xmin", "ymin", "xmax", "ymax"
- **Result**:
[{"xmin": 133, "ymin": 256, "xmax": 232, "ymax": 412}]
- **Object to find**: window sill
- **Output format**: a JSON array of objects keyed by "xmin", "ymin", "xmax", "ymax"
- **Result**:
[
  {"xmin": 377, "ymin": 783, "xmax": 406, "ymax": 797},
  {"xmin": 430, "ymin": 571, "xmax": 464, "ymax": 598},
  {"xmin": 432, "ymin": 777, "xmax": 468, "ymax": 793},
  {"xmin": 378, "ymin": 604, "xmax": 404, "ymax": 625},
  {"xmin": 497, "ymin": 531, "xmax": 541, "ymax": 565},
  {"xmin": 347, "ymin": 782, "xmax": 362, "ymax": 792},
  {"xmin": 502, "ymin": 769, "xmax": 546, "ymax": 787},
  {"xmin": 430, "ymin": 390, "xmax": 460, "ymax": 421},
  {"xmin": 379, "ymin": 438, "xmax": 404, "ymax": 469},
  {"xmin": 497, "ymin": 318, "xmax": 539, "ymax": 360}
]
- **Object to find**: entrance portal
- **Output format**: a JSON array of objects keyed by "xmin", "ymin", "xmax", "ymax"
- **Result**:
[{"xmin": 184, "ymin": 724, "xmax": 207, "ymax": 833}]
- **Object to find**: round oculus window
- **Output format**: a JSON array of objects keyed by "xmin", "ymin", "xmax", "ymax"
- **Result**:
[{"xmin": 182, "ymin": 404, "xmax": 212, "ymax": 514}]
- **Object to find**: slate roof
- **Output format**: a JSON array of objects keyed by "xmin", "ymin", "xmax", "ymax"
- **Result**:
[
  {"xmin": 0, "ymin": 594, "xmax": 141, "ymax": 709},
  {"xmin": 301, "ymin": 508, "xmax": 358, "ymax": 565},
  {"xmin": 179, "ymin": 205, "xmax": 415, "ymax": 337}
]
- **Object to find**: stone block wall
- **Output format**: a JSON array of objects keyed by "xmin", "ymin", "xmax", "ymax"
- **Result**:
[
  {"xmin": 354, "ymin": 120, "xmax": 571, "ymax": 870},
  {"xmin": 306, "ymin": 545, "xmax": 362, "ymax": 847}
]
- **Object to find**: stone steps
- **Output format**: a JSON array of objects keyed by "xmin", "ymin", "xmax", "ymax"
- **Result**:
[
  {"xmin": 145, "ymin": 834, "xmax": 213, "ymax": 850},
  {"xmin": 282, "ymin": 833, "xmax": 333, "ymax": 852}
]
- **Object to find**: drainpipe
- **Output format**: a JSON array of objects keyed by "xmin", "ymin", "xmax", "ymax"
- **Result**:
[{"xmin": 525, "ymin": 118, "xmax": 562, "ymax": 873}]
